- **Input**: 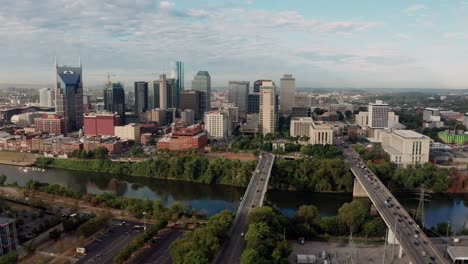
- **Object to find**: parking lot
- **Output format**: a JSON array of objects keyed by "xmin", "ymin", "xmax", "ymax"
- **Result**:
[
  {"xmin": 131, "ymin": 227, "xmax": 184, "ymax": 264},
  {"xmin": 75, "ymin": 220, "xmax": 144, "ymax": 264}
]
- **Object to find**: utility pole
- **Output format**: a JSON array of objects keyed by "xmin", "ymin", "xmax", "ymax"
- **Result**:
[
  {"xmin": 382, "ymin": 228, "xmax": 388, "ymax": 264},
  {"xmin": 143, "ymin": 211, "xmax": 147, "ymax": 235},
  {"xmin": 415, "ymin": 184, "xmax": 430, "ymax": 229}
]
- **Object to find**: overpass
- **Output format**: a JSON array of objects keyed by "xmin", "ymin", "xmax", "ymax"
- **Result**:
[
  {"xmin": 341, "ymin": 143, "xmax": 448, "ymax": 264},
  {"xmin": 213, "ymin": 153, "xmax": 275, "ymax": 264}
]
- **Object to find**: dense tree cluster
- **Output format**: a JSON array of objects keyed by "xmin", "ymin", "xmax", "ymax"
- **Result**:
[
  {"xmin": 288, "ymin": 201, "xmax": 385, "ymax": 240},
  {"xmin": 37, "ymin": 156, "xmax": 257, "ymax": 187},
  {"xmin": 25, "ymin": 179, "xmax": 83, "ymax": 199},
  {"xmin": 354, "ymin": 145, "xmax": 452, "ymax": 192},
  {"xmin": 241, "ymin": 207, "xmax": 291, "ymax": 264},
  {"xmin": 76, "ymin": 212, "xmax": 112, "ymax": 237},
  {"xmin": 270, "ymin": 158, "xmax": 353, "ymax": 191},
  {"xmin": 170, "ymin": 210, "xmax": 234, "ymax": 264}
]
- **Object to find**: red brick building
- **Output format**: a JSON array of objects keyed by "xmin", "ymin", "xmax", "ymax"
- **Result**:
[
  {"xmin": 157, "ymin": 124, "xmax": 208, "ymax": 151},
  {"xmin": 34, "ymin": 114, "xmax": 65, "ymax": 134},
  {"xmin": 82, "ymin": 137, "xmax": 127, "ymax": 154},
  {"xmin": 83, "ymin": 113, "xmax": 120, "ymax": 137}
]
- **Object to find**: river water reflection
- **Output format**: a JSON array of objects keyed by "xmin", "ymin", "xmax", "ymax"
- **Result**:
[{"xmin": 1, "ymin": 164, "xmax": 466, "ymax": 231}]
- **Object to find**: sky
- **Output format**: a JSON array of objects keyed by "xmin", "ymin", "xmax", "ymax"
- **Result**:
[{"xmin": 1, "ymin": 0, "xmax": 468, "ymax": 89}]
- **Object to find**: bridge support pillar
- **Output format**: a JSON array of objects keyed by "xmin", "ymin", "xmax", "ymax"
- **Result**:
[
  {"xmin": 387, "ymin": 228, "xmax": 404, "ymax": 259},
  {"xmin": 370, "ymin": 204, "xmax": 378, "ymax": 215},
  {"xmin": 352, "ymin": 178, "xmax": 368, "ymax": 198}
]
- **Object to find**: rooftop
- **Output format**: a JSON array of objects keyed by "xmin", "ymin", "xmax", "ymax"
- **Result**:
[
  {"xmin": 447, "ymin": 246, "xmax": 468, "ymax": 261},
  {"xmin": 394, "ymin": 130, "xmax": 427, "ymax": 139},
  {"xmin": 0, "ymin": 217, "xmax": 16, "ymax": 226}
]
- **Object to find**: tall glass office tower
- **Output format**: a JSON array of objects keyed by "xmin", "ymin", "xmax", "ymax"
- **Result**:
[
  {"xmin": 191, "ymin": 71, "xmax": 211, "ymax": 116},
  {"xmin": 55, "ymin": 60, "xmax": 83, "ymax": 132},
  {"xmin": 171, "ymin": 61, "xmax": 184, "ymax": 108},
  {"xmin": 104, "ymin": 82, "xmax": 125, "ymax": 125}
]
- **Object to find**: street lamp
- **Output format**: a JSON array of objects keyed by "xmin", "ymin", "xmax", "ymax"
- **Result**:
[{"xmin": 142, "ymin": 212, "xmax": 147, "ymax": 235}]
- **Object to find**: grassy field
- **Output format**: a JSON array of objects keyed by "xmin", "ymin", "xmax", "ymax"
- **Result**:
[{"xmin": 0, "ymin": 150, "xmax": 36, "ymax": 165}]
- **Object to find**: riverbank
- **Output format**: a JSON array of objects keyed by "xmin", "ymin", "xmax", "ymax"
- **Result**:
[{"xmin": 0, "ymin": 150, "xmax": 36, "ymax": 166}]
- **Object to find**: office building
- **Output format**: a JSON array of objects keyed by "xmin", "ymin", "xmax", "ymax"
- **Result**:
[
  {"xmin": 253, "ymin": 80, "xmax": 271, "ymax": 93},
  {"xmin": 239, "ymin": 114, "xmax": 259, "ymax": 134},
  {"xmin": 181, "ymin": 109, "xmax": 195, "ymax": 126},
  {"xmin": 148, "ymin": 81, "xmax": 160, "ymax": 110},
  {"xmin": 171, "ymin": 61, "xmax": 184, "ymax": 108},
  {"xmin": 115, "ymin": 123, "xmax": 140, "ymax": 143},
  {"xmin": 368, "ymin": 100, "xmax": 389, "ymax": 128},
  {"xmin": 294, "ymin": 93, "xmax": 310, "ymax": 108},
  {"xmin": 103, "ymin": 82, "xmax": 125, "ymax": 125},
  {"xmin": 134, "ymin": 81, "xmax": 148, "ymax": 115},
  {"xmin": 34, "ymin": 114, "xmax": 66, "ymax": 134},
  {"xmin": 39, "ymin": 88, "xmax": 54, "ymax": 107},
  {"xmin": 290, "ymin": 118, "xmax": 334, "ymax": 145},
  {"xmin": 379, "ymin": 130, "xmax": 430, "ymax": 167},
  {"xmin": 355, "ymin": 112, "xmax": 369, "ymax": 127},
  {"xmin": 204, "ymin": 111, "xmax": 229, "ymax": 139},
  {"xmin": 290, "ymin": 117, "xmax": 314, "ymax": 137},
  {"xmin": 248, "ymin": 93, "xmax": 260, "ymax": 113},
  {"xmin": 159, "ymin": 74, "xmax": 168, "ymax": 110},
  {"xmin": 329, "ymin": 103, "xmax": 353, "ymax": 113},
  {"xmin": 157, "ymin": 124, "xmax": 208, "ymax": 151},
  {"xmin": 0, "ymin": 217, "xmax": 19, "ymax": 256},
  {"xmin": 83, "ymin": 113, "xmax": 120, "ymax": 137},
  {"xmin": 192, "ymin": 71, "xmax": 211, "ymax": 116},
  {"xmin": 280, "ymin": 74, "xmax": 296, "ymax": 115},
  {"xmin": 228, "ymin": 81, "xmax": 249, "ymax": 118},
  {"xmin": 259, "ymin": 81, "xmax": 276, "ymax": 134},
  {"xmin": 55, "ymin": 61, "xmax": 84, "ymax": 132},
  {"xmin": 180, "ymin": 90, "xmax": 201, "ymax": 119},
  {"xmin": 147, "ymin": 108, "xmax": 167, "ymax": 126},
  {"xmin": 291, "ymin": 107, "xmax": 310, "ymax": 118},
  {"xmin": 423, "ymin": 108, "xmax": 440, "ymax": 122}
]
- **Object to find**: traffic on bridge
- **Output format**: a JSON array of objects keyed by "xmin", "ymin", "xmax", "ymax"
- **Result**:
[{"xmin": 337, "ymin": 140, "xmax": 448, "ymax": 264}]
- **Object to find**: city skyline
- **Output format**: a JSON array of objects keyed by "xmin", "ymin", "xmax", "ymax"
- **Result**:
[{"xmin": 1, "ymin": 0, "xmax": 468, "ymax": 89}]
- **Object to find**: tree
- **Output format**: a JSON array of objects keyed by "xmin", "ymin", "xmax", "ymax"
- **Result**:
[
  {"xmin": 295, "ymin": 205, "xmax": 320, "ymax": 224},
  {"xmin": 49, "ymin": 229, "xmax": 61, "ymax": 241},
  {"xmin": 94, "ymin": 146, "xmax": 109, "ymax": 160},
  {"xmin": 241, "ymin": 248, "xmax": 268, "ymax": 264},
  {"xmin": 362, "ymin": 217, "xmax": 385, "ymax": 237},
  {"xmin": 0, "ymin": 174, "xmax": 6, "ymax": 185},
  {"xmin": 271, "ymin": 240, "xmax": 292, "ymax": 264},
  {"xmin": 345, "ymin": 110, "xmax": 353, "ymax": 119},
  {"xmin": 0, "ymin": 253, "xmax": 18, "ymax": 264},
  {"xmin": 80, "ymin": 150, "xmax": 88, "ymax": 159},
  {"xmin": 130, "ymin": 146, "xmax": 145, "ymax": 157},
  {"xmin": 337, "ymin": 200, "xmax": 367, "ymax": 234},
  {"xmin": 245, "ymin": 222, "xmax": 271, "ymax": 247}
]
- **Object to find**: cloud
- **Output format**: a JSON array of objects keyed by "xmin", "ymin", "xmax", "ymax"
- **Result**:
[
  {"xmin": 396, "ymin": 33, "xmax": 410, "ymax": 39},
  {"xmin": 159, "ymin": 1, "xmax": 174, "ymax": 9},
  {"xmin": 443, "ymin": 32, "xmax": 467, "ymax": 38},
  {"xmin": 404, "ymin": 4, "xmax": 428, "ymax": 12}
]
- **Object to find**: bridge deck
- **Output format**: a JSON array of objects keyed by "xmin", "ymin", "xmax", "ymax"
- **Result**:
[
  {"xmin": 341, "ymin": 144, "xmax": 448, "ymax": 264},
  {"xmin": 213, "ymin": 153, "xmax": 275, "ymax": 264}
]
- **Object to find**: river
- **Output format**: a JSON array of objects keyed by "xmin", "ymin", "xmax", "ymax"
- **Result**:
[{"xmin": 1, "ymin": 164, "xmax": 467, "ymax": 231}]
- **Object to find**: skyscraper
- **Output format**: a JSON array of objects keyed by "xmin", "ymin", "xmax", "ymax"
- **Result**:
[
  {"xmin": 280, "ymin": 74, "xmax": 296, "ymax": 115},
  {"xmin": 191, "ymin": 71, "xmax": 211, "ymax": 116},
  {"xmin": 259, "ymin": 81, "xmax": 276, "ymax": 134},
  {"xmin": 180, "ymin": 90, "xmax": 201, "ymax": 120},
  {"xmin": 134, "ymin": 81, "xmax": 148, "ymax": 115},
  {"xmin": 148, "ymin": 81, "xmax": 160, "ymax": 110},
  {"xmin": 159, "ymin": 74, "xmax": 168, "ymax": 110},
  {"xmin": 171, "ymin": 61, "xmax": 184, "ymax": 108},
  {"xmin": 104, "ymin": 82, "xmax": 125, "ymax": 125},
  {"xmin": 368, "ymin": 100, "xmax": 389, "ymax": 128},
  {"xmin": 228, "ymin": 81, "xmax": 249, "ymax": 118},
  {"xmin": 55, "ymin": 60, "xmax": 84, "ymax": 132},
  {"xmin": 39, "ymin": 88, "xmax": 54, "ymax": 107}
]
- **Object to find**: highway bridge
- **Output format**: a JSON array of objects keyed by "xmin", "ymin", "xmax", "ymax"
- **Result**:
[
  {"xmin": 213, "ymin": 153, "xmax": 275, "ymax": 264},
  {"xmin": 341, "ymin": 143, "xmax": 448, "ymax": 264}
]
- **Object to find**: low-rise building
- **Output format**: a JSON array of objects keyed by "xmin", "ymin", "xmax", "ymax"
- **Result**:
[
  {"xmin": 83, "ymin": 113, "xmax": 120, "ymax": 137},
  {"xmin": 157, "ymin": 124, "xmax": 208, "ymax": 150},
  {"xmin": 115, "ymin": 123, "xmax": 140, "ymax": 143},
  {"xmin": 329, "ymin": 103, "xmax": 353, "ymax": 113},
  {"xmin": 378, "ymin": 130, "xmax": 430, "ymax": 167},
  {"xmin": 34, "ymin": 114, "xmax": 65, "ymax": 135},
  {"xmin": 82, "ymin": 137, "xmax": 127, "ymax": 154},
  {"xmin": 0, "ymin": 217, "xmax": 19, "ymax": 256},
  {"xmin": 290, "ymin": 117, "xmax": 334, "ymax": 145},
  {"xmin": 239, "ymin": 114, "xmax": 259, "ymax": 134},
  {"xmin": 438, "ymin": 131, "xmax": 468, "ymax": 145}
]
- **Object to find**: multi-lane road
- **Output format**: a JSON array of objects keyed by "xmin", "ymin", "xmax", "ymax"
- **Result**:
[
  {"xmin": 339, "ymin": 142, "xmax": 447, "ymax": 264},
  {"xmin": 214, "ymin": 153, "xmax": 275, "ymax": 264}
]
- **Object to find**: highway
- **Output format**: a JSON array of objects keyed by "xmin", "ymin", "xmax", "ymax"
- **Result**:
[
  {"xmin": 338, "ymin": 142, "xmax": 448, "ymax": 264},
  {"xmin": 213, "ymin": 153, "xmax": 275, "ymax": 264}
]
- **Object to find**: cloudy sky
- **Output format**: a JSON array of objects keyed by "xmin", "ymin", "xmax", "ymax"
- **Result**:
[{"xmin": 1, "ymin": 0, "xmax": 468, "ymax": 89}]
